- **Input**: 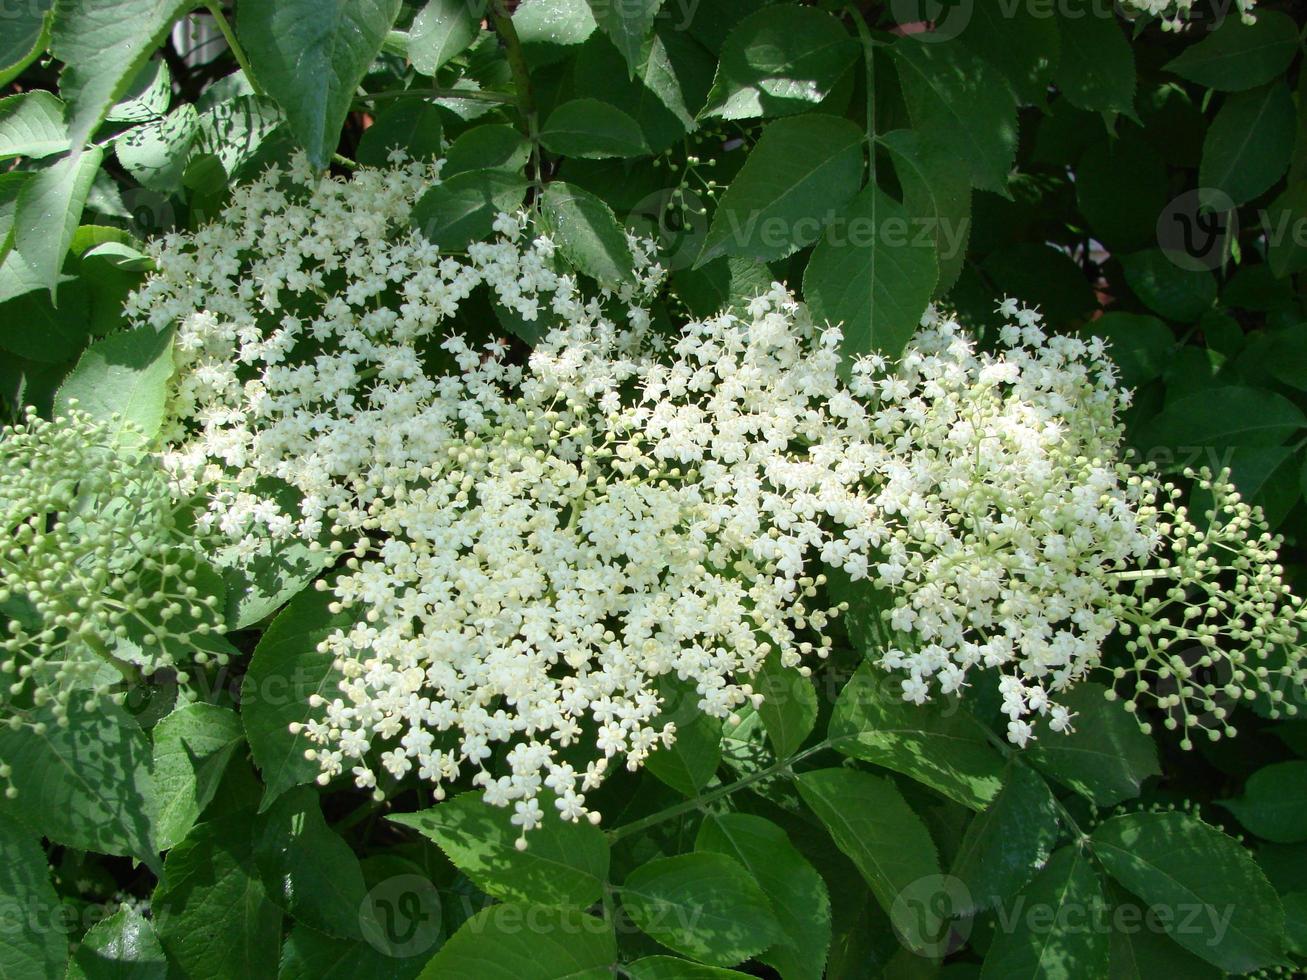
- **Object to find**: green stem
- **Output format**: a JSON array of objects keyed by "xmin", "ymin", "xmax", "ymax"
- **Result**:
[
  {"xmin": 489, "ymin": 0, "xmax": 541, "ymax": 193},
  {"xmin": 205, "ymin": 2, "xmax": 265, "ymax": 97},
  {"xmin": 848, "ymin": 7, "xmax": 879, "ymax": 175},
  {"xmin": 606, "ymin": 738, "xmax": 835, "ymax": 844}
]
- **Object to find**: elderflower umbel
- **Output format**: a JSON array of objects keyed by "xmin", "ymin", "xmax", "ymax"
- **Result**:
[
  {"xmin": 137, "ymin": 157, "xmax": 1305, "ymax": 832},
  {"xmin": 0, "ymin": 407, "xmax": 229, "ymax": 789},
  {"xmin": 1120, "ymin": 0, "xmax": 1256, "ymax": 29}
]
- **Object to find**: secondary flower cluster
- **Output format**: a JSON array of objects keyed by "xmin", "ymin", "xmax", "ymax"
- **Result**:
[
  {"xmin": 1121, "ymin": 0, "xmax": 1257, "ymax": 29},
  {"xmin": 0, "ymin": 407, "xmax": 227, "ymax": 760},
  {"xmin": 134, "ymin": 157, "xmax": 1304, "ymax": 831}
]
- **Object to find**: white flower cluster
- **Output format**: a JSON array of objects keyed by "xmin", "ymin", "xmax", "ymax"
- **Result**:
[
  {"xmin": 1121, "ymin": 0, "xmax": 1256, "ymax": 29},
  {"xmin": 136, "ymin": 157, "xmax": 1304, "ymax": 832},
  {"xmin": 0, "ymin": 407, "xmax": 227, "ymax": 777}
]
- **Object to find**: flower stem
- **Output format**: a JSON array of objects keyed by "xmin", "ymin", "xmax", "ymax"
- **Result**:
[{"xmin": 205, "ymin": 2, "xmax": 265, "ymax": 97}]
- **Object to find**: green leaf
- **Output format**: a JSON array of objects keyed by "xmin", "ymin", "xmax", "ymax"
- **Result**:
[
  {"xmin": 0, "ymin": 700, "xmax": 157, "ymax": 866},
  {"xmin": 1284, "ymin": 892, "xmax": 1307, "ymax": 957},
  {"xmin": 586, "ymin": 0, "xmax": 661, "ymax": 76},
  {"xmin": 0, "ymin": 278, "xmax": 91, "ymax": 363},
  {"xmin": 1053, "ymin": 13, "xmax": 1135, "ymax": 115},
  {"xmin": 644, "ymin": 675, "xmax": 723, "ymax": 797},
  {"xmin": 1265, "ymin": 181, "xmax": 1307, "ymax": 278},
  {"xmin": 829, "ymin": 662, "xmax": 1005, "ymax": 810},
  {"xmin": 389, "ymin": 791, "xmax": 609, "ymax": 908},
  {"xmin": 959, "ymin": 1, "xmax": 1060, "ymax": 106},
  {"xmin": 1024, "ymin": 682, "xmax": 1159, "ymax": 807},
  {"xmin": 237, "ymin": 0, "xmax": 402, "ymax": 169},
  {"xmin": 417, "ymin": 904, "xmax": 615, "ymax": 980},
  {"xmin": 891, "ymin": 40, "xmax": 1018, "ymax": 194},
  {"xmin": 0, "ymin": 813, "xmax": 66, "ymax": 979},
  {"xmin": 1120, "ymin": 249, "xmax": 1216, "ymax": 322},
  {"xmin": 1218, "ymin": 760, "xmax": 1307, "ymax": 844},
  {"xmin": 0, "ymin": 0, "xmax": 52, "ymax": 88},
  {"xmin": 701, "ymin": 5, "xmax": 858, "ymax": 120},
  {"xmin": 1199, "ymin": 82, "xmax": 1295, "ymax": 206},
  {"xmin": 950, "ymin": 763, "xmax": 1060, "ymax": 915},
  {"xmin": 67, "ymin": 905, "xmax": 167, "ymax": 980},
  {"xmin": 751, "ymin": 650, "xmax": 817, "ymax": 759},
  {"xmin": 980, "ymin": 846, "xmax": 1109, "ymax": 980},
  {"xmin": 1076, "ymin": 134, "xmax": 1169, "ymax": 251},
  {"xmin": 115, "ymin": 104, "xmax": 199, "ymax": 193},
  {"xmin": 626, "ymin": 958, "xmax": 753, "ymax": 980},
  {"xmin": 410, "ymin": 168, "xmax": 528, "ymax": 250},
  {"xmin": 1135, "ymin": 385, "xmax": 1306, "ymax": 451},
  {"xmin": 152, "ymin": 702, "xmax": 245, "ymax": 850},
  {"xmin": 0, "ymin": 91, "xmax": 68, "ymax": 161},
  {"xmin": 803, "ymin": 182, "xmax": 938, "ymax": 364},
  {"xmin": 1092, "ymin": 810, "xmax": 1287, "ymax": 973},
  {"xmin": 540, "ymin": 98, "xmax": 649, "ymax": 158},
  {"xmin": 1107, "ymin": 881, "xmax": 1223, "ymax": 980},
  {"xmin": 1267, "ymin": 325, "xmax": 1307, "ymax": 391},
  {"xmin": 279, "ymin": 924, "xmax": 427, "ymax": 980},
  {"xmin": 194, "ymin": 94, "xmax": 285, "ymax": 180},
  {"xmin": 1086, "ymin": 312, "xmax": 1175, "ymax": 389},
  {"xmin": 55, "ymin": 324, "xmax": 174, "ymax": 449},
  {"xmin": 540, "ymin": 180, "xmax": 635, "ymax": 287},
  {"xmin": 153, "ymin": 814, "xmax": 283, "ymax": 979},
  {"xmin": 696, "ymin": 813, "xmax": 831, "ymax": 980},
  {"xmin": 410, "ymin": 0, "xmax": 484, "ymax": 75},
  {"xmin": 442, "ymin": 124, "xmax": 530, "ymax": 177},
  {"xmin": 1166, "ymin": 11, "xmax": 1300, "ymax": 92},
  {"xmin": 356, "ymin": 99, "xmax": 443, "ymax": 167},
  {"xmin": 621, "ymin": 852, "xmax": 780, "ymax": 967},
  {"xmin": 698, "ymin": 114, "xmax": 863, "ymax": 265},
  {"xmin": 50, "ymin": 0, "xmax": 194, "ymax": 151},
  {"xmin": 255, "ymin": 786, "xmax": 371, "ymax": 939},
  {"xmin": 10, "ymin": 145, "xmax": 103, "ymax": 301},
  {"xmin": 881, "ymin": 129, "xmax": 971, "ymax": 297},
  {"xmin": 795, "ymin": 767, "xmax": 942, "ymax": 953},
  {"xmin": 672, "ymin": 256, "xmax": 771, "ymax": 319},
  {"xmin": 513, "ymin": 0, "xmax": 596, "ymax": 66},
  {"xmin": 240, "ymin": 583, "xmax": 348, "ymax": 808}
]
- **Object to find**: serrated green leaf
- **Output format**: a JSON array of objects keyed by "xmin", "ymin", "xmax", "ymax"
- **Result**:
[
  {"xmin": 0, "ymin": 699, "xmax": 157, "ymax": 866},
  {"xmin": 240, "ymin": 584, "xmax": 348, "ymax": 808},
  {"xmin": 1120, "ymin": 249, "xmax": 1216, "ymax": 322},
  {"xmin": 0, "ymin": 91, "xmax": 68, "ymax": 161},
  {"xmin": 116, "ymin": 104, "xmax": 199, "ymax": 193},
  {"xmin": 66, "ymin": 905, "xmax": 167, "ymax": 980},
  {"xmin": 795, "ymin": 767, "xmax": 942, "ymax": 953},
  {"xmin": 644, "ymin": 675, "xmax": 723, "ymax": 798},
  {"xmin": 804, "ymin": 182, "xmax": 938, "ymax": 364},
  {"xmin": 829, "ymin": 662, "xmax": 1005, "ymax": 810},
  {"xmin": 1218, "ymin": 760, "xmax": 1307, "ymax": 843},
  {"xmin": 891, "ymin": 40, "xmax": 1018, "ymax": 194},
  {"xmin": 152, "ymin": 702, "xmax": 245, "ymax": 850},
  {"xmin": 959, "ymin": 1, "xmax": 1060, "ymax": 106},
  {"xmin": 108, "ymin": 58, "xmax": 170, "ymax": 124},
  {"xmin": 0, "ymin": 278, "xmax": 90, "ymax": 363},
  {"xmin": 389, "ymin": 791, "xmax": 609, "ymax": 908},
  {"xmin": 442, "ymin": 123, "xmax": 530, "ymax": 177},
  {"xmin": 356, "ymin": 99, "xmax": 443, "ymax": 167},
  {"xmin": 1086, "ymin": 312, "xmax": 1175, "ymax": 389},
  {"xmin": 512, "ymin": 0, "xmax": 596, "ymax": 66},
  {"xmin": 540, "ymin": 179, "xmax": 635, "ymax": 287},
  {"xmin": 1023, "ymin": 682, "xmax": 1159, "ymax": 807},
  {"xmin": 701, "ymin": 5, "xmax": 858, "ymax": 120},
  {"xmin": 237, "ymin": 0, "xmax": 402, "ymax": 169},
  {"xmin": 1107, "ymin": 880, "xmax": 1223, "ymax": 980},
  {"xmin": 0, "ymin": 0, "xmax": 52, "ymax": 89},
  {"xmin": 950, "ymin": 763, "xmax": 1060, "ymax": 915},
  {"xmin": 255, "ymin": 786, "xmax": 372, "ymax": 939},
  {"xmin": 1200, "ymin": 82, "xmax": 1295, "ymax": 206},
  {"xmin": 621, "ymin": 852, "xmax": 781, "ymax": 967},
  {"xmin": 980, "ymin": 846, "xmax": 1109, "ymax": 980},
  {"xmin": 278, "ymin": 924, "xmax": 427, "ymax": 980},
  {"xmin": 586, "ymin": 0, "xmax": 661, "ymax": 76},
  {"xmin": 55, "ymin": 324, "xmax": 173, "ymax": 448},
  {"xmin": 0, "ymin": 813, "xmax": 66, "ymax": 979},
  {"xmin": 1053, "ymin": 13, "xmax": 1135, "ymax": 115},
  {"xmin": 698, "ymin": 114, "xmax": 863, "ymax": 265},
  {"xmin": 411, "ymin": 168, "xmax": 528, "ymax": 249},
  {"xmin": 51, "ymin": 0, "xmax": 194, "ymax": 151},
  {"xmin": 751, "ymin": 651, "xmax": 817, "ymax": 759},
  {"xmin": 417, "ymin": 904, "xmax": 615, "ymax": 980},
  {"xmin": 696, "ymin": 813, "xmax": 831, "ymax": 980},
  {"xmin": 153, "ymin": 814, "xmax": 282, "ymax": 979},
  {"xmin": 880, "ymin": 128, "xmax": 971, "ymax": 297},
  {"xmin": 1166, "ymin": 11, "xmax": 1300, "ymax": 92},
  {"xmin": 1135, "ymin": 385, "xmax": 1305, "ymax": 451},
  {"xmin": 1092, "ymin": 810, "xmax": 1287, "ymax": 973},
  {"xmin": 410, "ymin": 0, "xmax": 484, "ymax": 75},
  {"xmin": 626, "ymin": 958, "xmax": 753, "ymax": 980},
  {"xmin": 540, "ymin": 98, "xmax": 649, "ymax": 158},
  {"xmin": 11, "ymin": 145, "xmax": 103, "ymax": 300}
]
